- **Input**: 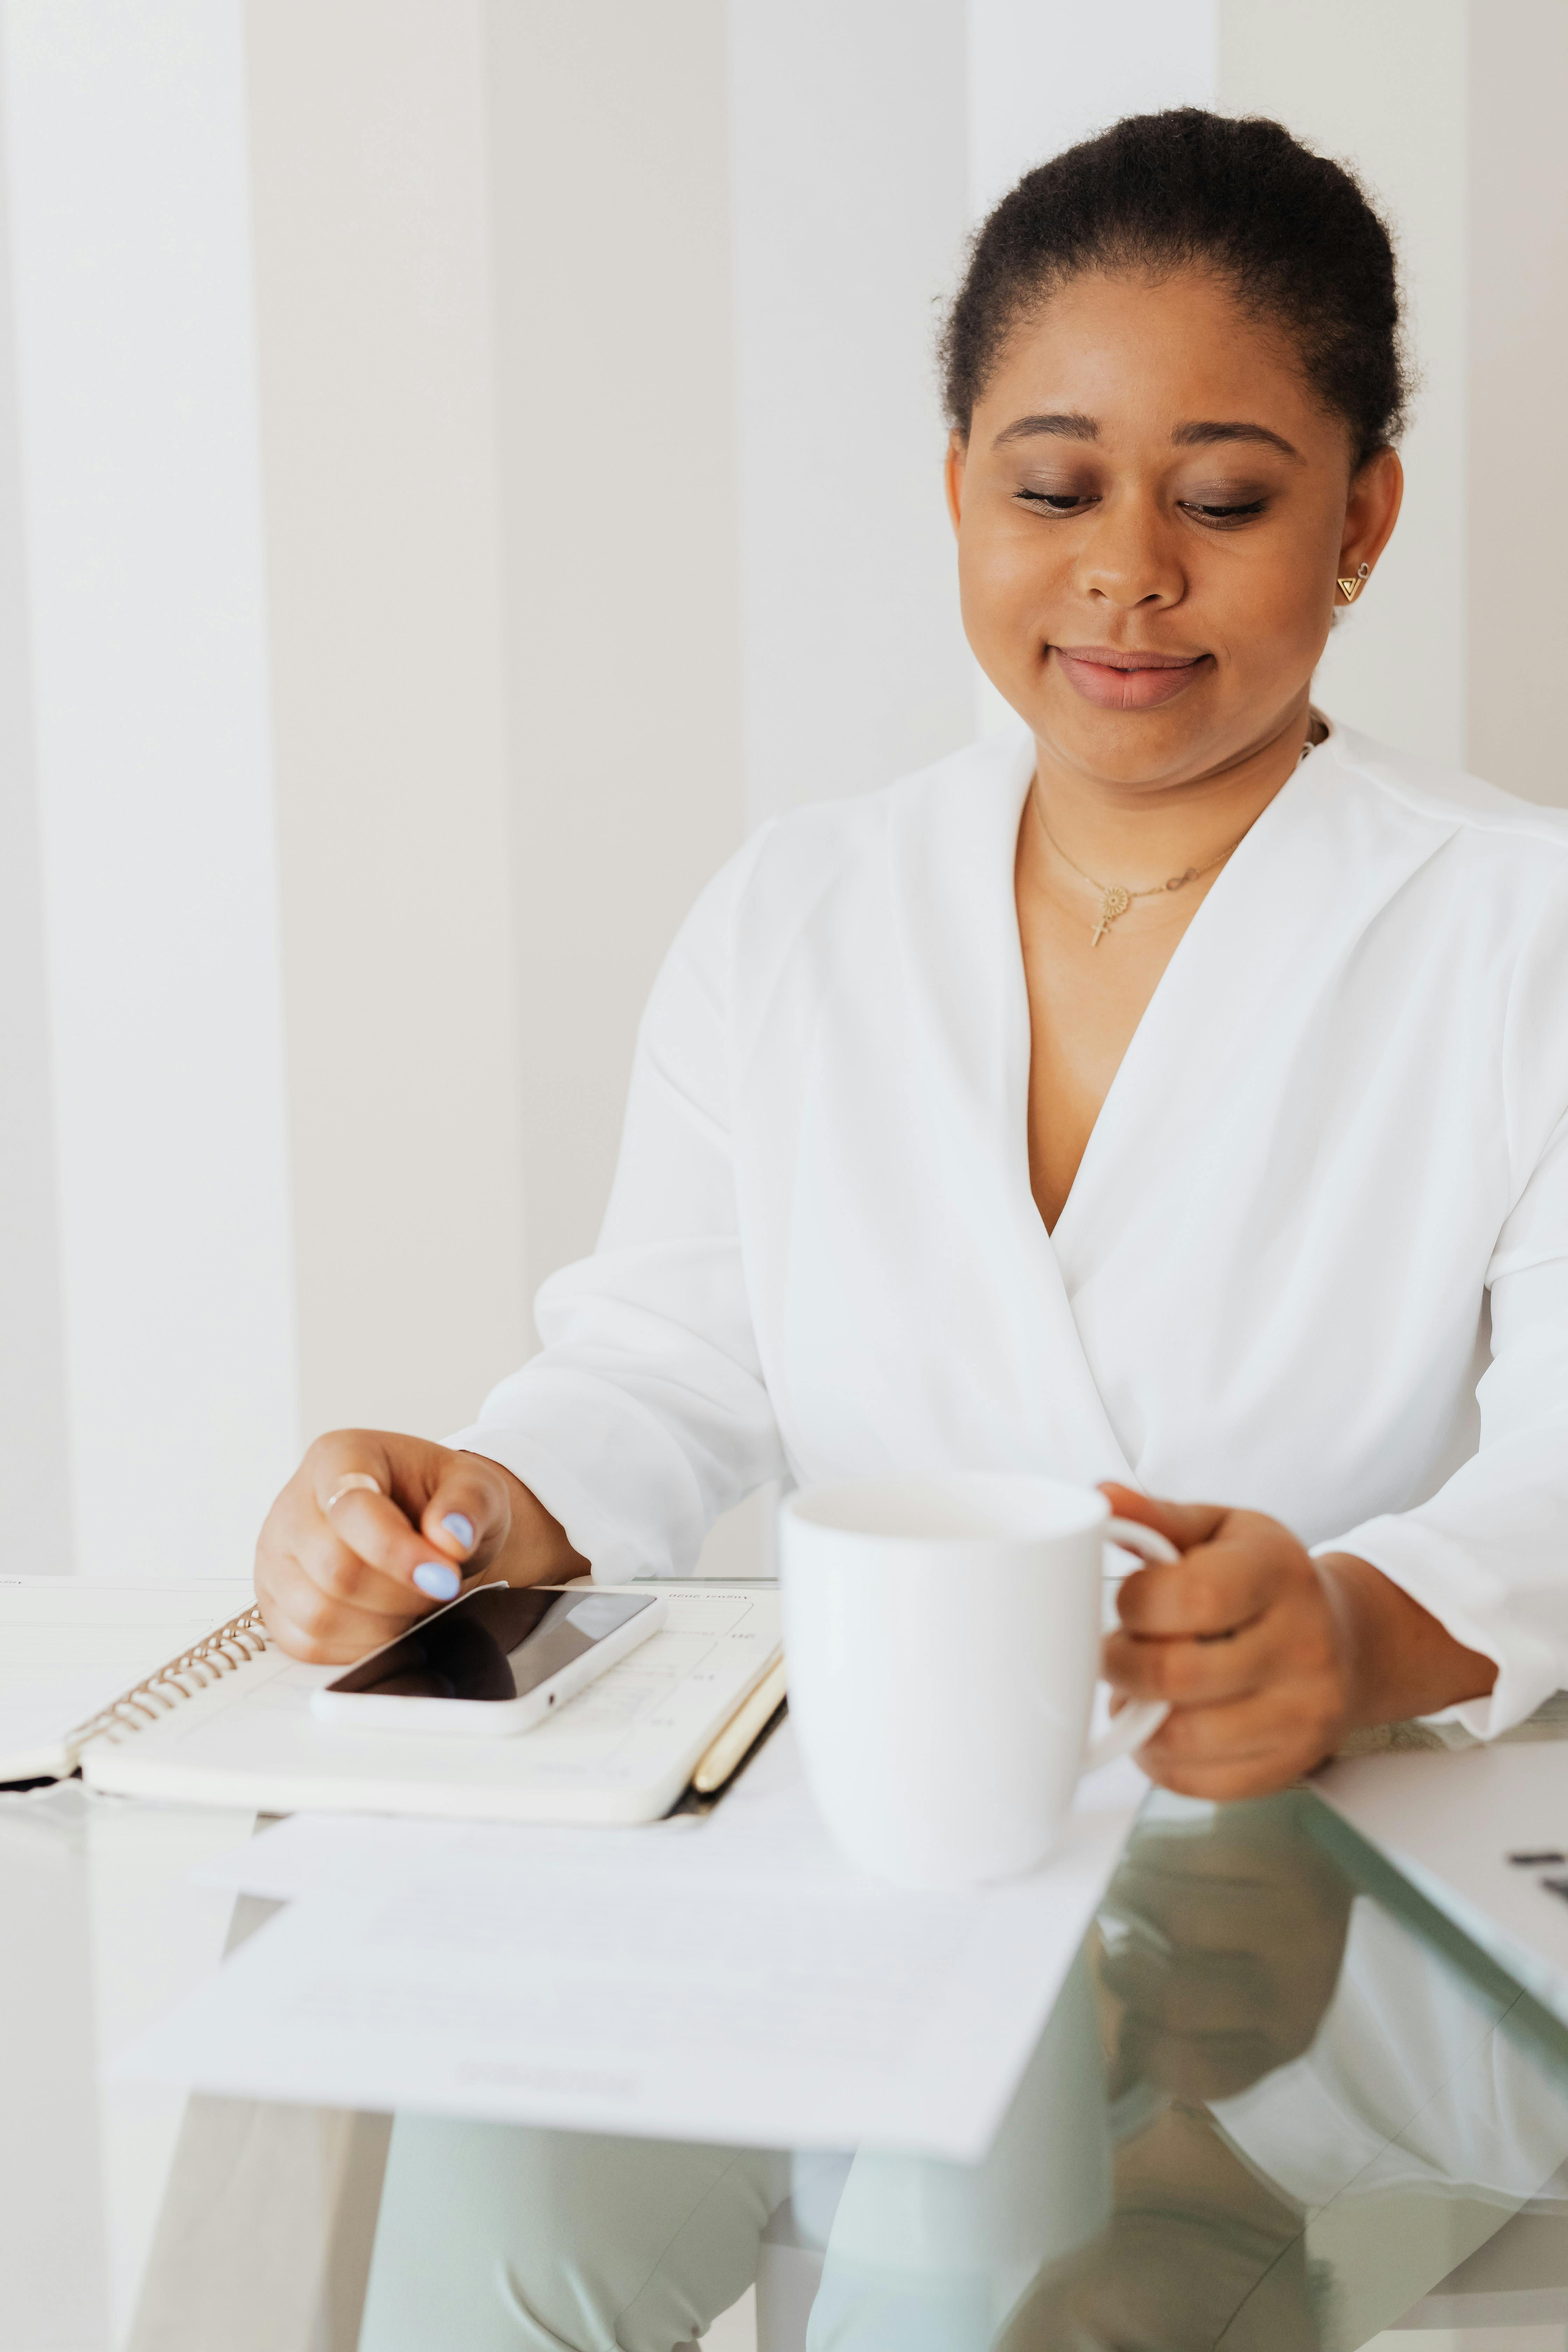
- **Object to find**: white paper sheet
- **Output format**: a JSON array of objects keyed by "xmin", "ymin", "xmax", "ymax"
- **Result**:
[
  {"xmin": 120, "ymin": 1777, "xmax": 1134, "ymax": 2161},
  {"xmin": 186, "ymin": 1715, "xmax": 809, "ymax": 1902},
  {"xmin": 192, "ymin": 1806, "xmax": 701, "ymax": 1899}
]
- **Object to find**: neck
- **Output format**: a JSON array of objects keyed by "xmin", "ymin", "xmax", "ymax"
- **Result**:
[{"xmin": 1030, "ymin": 692, "xmax": 1318, "ymax": 887}]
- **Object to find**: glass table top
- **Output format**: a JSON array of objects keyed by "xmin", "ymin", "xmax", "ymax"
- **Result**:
[{"xmin": 6, "ymin": 1775, "xmax": 1568, "ymax": 2352}]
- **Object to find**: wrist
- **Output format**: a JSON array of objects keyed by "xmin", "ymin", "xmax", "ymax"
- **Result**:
[
  {"xmin": 463, "ymin": 1454, "xmax": 588, "ymax": 1587},
  {"xmin": 1315, "ymin": 1550, "xmax": 1496, "ymax": 1731}
]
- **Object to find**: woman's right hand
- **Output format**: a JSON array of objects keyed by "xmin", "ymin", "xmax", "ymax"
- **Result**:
[{"xmin": 254, "ymin": 1429, "xmax": 583, "ymax": 1662}]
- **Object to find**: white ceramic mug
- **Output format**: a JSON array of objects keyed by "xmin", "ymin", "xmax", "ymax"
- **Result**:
[{"xmin": 779, "ymin": 1472, "xmax": 1177, "ymax": 1889}]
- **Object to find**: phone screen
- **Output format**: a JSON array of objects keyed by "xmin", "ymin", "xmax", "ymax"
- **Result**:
[{"xmin": 322, "ymin": 1586, "xmax": 654, "ymax": 1703}]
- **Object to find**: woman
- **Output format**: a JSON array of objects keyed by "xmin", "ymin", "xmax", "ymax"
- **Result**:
[{"xmin": 258, "ymin": 109, "xmax": 1568, "ymax": 1804}]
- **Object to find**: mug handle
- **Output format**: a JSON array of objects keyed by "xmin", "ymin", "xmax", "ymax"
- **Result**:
[{"xmin": 1080, "ymin": 1516, "xmax": 1181, "ymax": 1775}]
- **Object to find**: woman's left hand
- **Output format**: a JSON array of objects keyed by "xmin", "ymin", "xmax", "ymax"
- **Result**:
[
  {"xmin": 1100, "ymin": 1481, "xmax": 1359, "ymax": 1799},
  {"xmin": 1101, "ymin": 1480, "xmax": 1499, "ymax": 1799}
]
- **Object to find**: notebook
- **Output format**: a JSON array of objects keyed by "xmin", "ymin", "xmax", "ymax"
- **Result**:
[{"xmin": 2, "ymin": 1578, "xmax": 782, "ymax": 1825}]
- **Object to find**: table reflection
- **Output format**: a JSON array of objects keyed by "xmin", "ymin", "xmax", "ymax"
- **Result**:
[
  {"xmin": 995, "ymin": 1795, "xmax": 1351, "ymax": 2351},
  {"xmin": 122, "ymin": 1789, "xmax": 1567, "ymax": 2352},
  {"xmin": 1003, "ymin": 1792, "xmax": 1568, "ymax": 2349}
]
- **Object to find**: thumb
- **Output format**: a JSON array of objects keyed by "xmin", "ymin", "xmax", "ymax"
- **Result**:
[
  {"xmin": 419, "ymin": 1450, "xmax": 512, "ymax": 1577},
  {"xmin": 1100, "ymin": 1482, "xmax": 1228, "ymax": 1556}
]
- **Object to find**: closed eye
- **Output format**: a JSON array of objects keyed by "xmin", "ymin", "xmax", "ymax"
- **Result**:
[
  {"xmin": 1180, "ymin": 498, "xmax": 1269, "ymax": 527},
  {"xmin": 1015, "ymin": 489, "xmax": 1097, "ymax": 512}
]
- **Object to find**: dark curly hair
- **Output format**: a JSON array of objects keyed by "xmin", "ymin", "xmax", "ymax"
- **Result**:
[{"xmin": 941, "ymin": 109, "xmax": 1409, "ymax": 467}]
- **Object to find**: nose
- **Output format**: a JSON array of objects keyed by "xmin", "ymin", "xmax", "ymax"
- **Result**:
[{"xmin": 1074, "ymin": 491, "xmax": 1185, "ymax": 610}]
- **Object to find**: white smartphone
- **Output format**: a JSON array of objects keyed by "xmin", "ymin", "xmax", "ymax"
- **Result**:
[{"xmin": 309, "ymin": 1582, "xmax": 666, "ymax": 1736}]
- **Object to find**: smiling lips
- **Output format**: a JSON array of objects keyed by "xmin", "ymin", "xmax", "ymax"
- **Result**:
[{"xmin": 1052, "ymin": 645, "xmax": 1210, "ymax": 712}]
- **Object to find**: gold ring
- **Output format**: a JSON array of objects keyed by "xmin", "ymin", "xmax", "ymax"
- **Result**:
[{"xmin": 325, "ymin": 1472, "xmax": 384, "ymax": 1512}]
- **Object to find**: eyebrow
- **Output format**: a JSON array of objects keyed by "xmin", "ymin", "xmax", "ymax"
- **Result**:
[
  {"xmin": 990, "ymin": 412, "xmax": 1301, "ymax": 460},
  {"xmin": 1172, "ymin": 419, "xmax": 1301, "ymax": 459},
  {"xmin": 992, "ymin": 411, "xmax": 1098, "ymax": 449}
]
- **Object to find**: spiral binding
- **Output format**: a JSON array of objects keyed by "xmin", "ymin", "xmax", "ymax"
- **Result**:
[{"xmin": 71, "ymin": 1603, "xmax": 271, "ymax": 1755}]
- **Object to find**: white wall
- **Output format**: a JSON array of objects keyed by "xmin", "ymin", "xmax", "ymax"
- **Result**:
[
  {"xmin": 1465, "ymin": 0, "xmax": 1568, "ymax": 807},
  {"xmin": 728, "ymin": 0, "xmax": 974, "ymax": 824},
  {"xmin": 1219, "ymin": 0, "xmax": 1470, "ymax": 770},
  {"xmin": 969, "ymin": 0, "xmax": 1216, "ymax": 219},
  {"xmin": 0, "ymin": 0, "xmax": 297, "ymax": 1581},
  {"xmin": 243, "ymin": 0, "xmax": 526, "ymax": 1445},
  {"xmin": 487, "ymin": 0, "xmax": 747, "ymax": 1300},
  {"xmin": 0, "ymin": 19, "xmax": 70, "ymax": 1574}
]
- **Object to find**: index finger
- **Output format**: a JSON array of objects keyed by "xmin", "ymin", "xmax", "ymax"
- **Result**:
[
  {"xmin": 308, "ymin": 1438, "xmax": 468, "ymax": 1608},
  {"xmin": 320, "ymin": 1487, "xmax": 488, "ymax": 1606},
  {"xmin": 1115, "ymin": 1535, "xmax": 1274, "ymax": 1640},
  {"xmin": 311, "ymin": 1433, "xmax": 396, "ymax": 1520}
]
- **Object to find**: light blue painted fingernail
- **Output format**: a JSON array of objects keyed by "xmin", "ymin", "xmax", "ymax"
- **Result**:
[
  {"xmin": 413, "ymin": 1561, "xmax": 461, "ymax": 1602},
  {"xmin": 442, "ymin": 1513, "xmax": 475, "ymax": 1551}
]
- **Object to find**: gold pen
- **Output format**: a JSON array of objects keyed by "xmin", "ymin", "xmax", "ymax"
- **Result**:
[{"xmin": 691, "ymin": 1658, "xmax": 788, "ymax": 1795}]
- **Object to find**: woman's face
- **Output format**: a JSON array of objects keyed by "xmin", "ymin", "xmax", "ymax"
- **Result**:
[{"xmin": 948, "ymin": 266, "xmax": 1402, "ymax": 791}]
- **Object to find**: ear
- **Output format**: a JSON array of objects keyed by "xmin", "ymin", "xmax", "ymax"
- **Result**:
[
  {"xmin": 1336, "ymin": 446, "xmax": 1403, "ymax": 598},
  {"xmin": 944, "ymin": 432, "xmax": 967, "ymax": 538}
]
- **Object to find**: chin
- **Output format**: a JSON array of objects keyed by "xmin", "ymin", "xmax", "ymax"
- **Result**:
[{"xmin": 1035, "ymin": 694, "xmax": 1218, "ymax": 783}]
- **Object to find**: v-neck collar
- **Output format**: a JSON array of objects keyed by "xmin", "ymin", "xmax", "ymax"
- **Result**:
[
  {"xmin": 1043, "ymin": 722, "xmax": 1460, "ymax": 1293},
  {"xmin": 881, "ymin": 717, "xmax": 1453, "ymax": 1485},
  {"xmin": 888, "ymin": 729, "xmax": 1138, "ymax": 1480},
  {"xmin": 1045, "ymin": 729, "xmax": 1333, "ymax": 1266}
]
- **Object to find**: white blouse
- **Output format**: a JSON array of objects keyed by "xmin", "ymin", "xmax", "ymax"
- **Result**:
[{"xmin": 451, "ymin": 721, "xmax": 1568, "ymax": 1739}]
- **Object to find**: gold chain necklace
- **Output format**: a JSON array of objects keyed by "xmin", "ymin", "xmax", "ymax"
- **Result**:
[{"xmin": 1035, "ymin": 724, "xmax": 1322, "ymax": 947}]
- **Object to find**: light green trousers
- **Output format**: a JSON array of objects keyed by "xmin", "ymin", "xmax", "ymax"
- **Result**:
[
  {"xmin": 356, "ymin": 1954, "xmax": 1109, "ymax": 2352},
  {"xmin": 359, "ymin": 2120, "xmax": 788, "ymax": 2352}
]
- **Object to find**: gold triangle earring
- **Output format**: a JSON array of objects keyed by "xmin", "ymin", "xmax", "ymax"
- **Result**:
[{"xmin": 1337, "ymin": 561, "xmax": 1372, "ymax": 603}]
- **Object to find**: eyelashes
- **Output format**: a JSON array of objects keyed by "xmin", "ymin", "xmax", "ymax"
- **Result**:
[{"xmin": 1186, "ymin": 499, "xmax": 1268, "ymax": 525}]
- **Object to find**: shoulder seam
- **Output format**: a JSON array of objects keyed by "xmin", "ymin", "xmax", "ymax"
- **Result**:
[{"xmin": 1328, "ymin": 735, "xmax": 1568, "ymax": 852}]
